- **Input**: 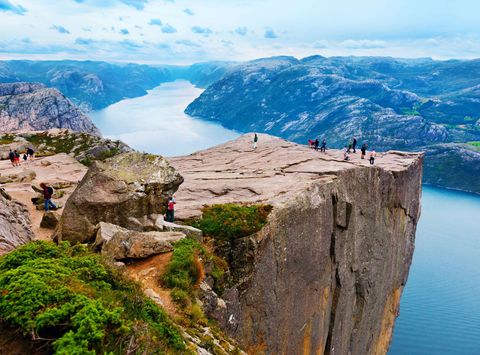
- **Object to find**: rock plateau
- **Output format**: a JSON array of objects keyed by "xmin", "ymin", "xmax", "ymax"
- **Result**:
[{"xmin": 170, "ymin": 133, "xmax": 424, "ymax": 354}]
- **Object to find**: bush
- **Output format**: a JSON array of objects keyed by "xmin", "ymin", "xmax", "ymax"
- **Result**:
[
  {"xmin": 171, "ymin": 289, "xmax": 190, "ymax": 309},
  {"xmin": 192, "ymin": 204, "xmax": 272, "ymax": 242},
  {"xmin": 0, "ymin": 241, "xmax": 188, "ymax": 354},
  {"xmin": 162, "ymin": 238, "xmax": 204, "ymax": 294}
]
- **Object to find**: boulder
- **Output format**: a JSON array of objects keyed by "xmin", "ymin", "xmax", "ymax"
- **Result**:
[
  {"xmin": 40, "ymin": 211, "xmax": 60, "ymax": 229},
  {"xmin": 0, "ymin": 170, "xmax": 36, "ymax": 184},
  {"xmin": 54, "ymin": 151, "xmax": 184, "ymax": 244},
  {"xmin": 162, "ymin": 221, "xmax": 203, "ymax": 242},
  {"xmin": 94, "ymin": 222, "xmax": 185, "ymax": 260},
  {"xmin": 0, "ymin": 188, "xmax": 34, "ymax": 255}
]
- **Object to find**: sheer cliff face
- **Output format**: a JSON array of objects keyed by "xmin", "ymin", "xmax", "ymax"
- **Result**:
[
  {"xmin": 170, "ymin": 134, "xmax": 423, "ymax": 354},
  {"xmin": 0, "ymin": 82, "xmax": 100, "ymax": 135}
]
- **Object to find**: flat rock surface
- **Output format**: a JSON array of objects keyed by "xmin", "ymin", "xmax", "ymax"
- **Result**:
[{"xmin": 169, "ymin": 133, "xmax": 423, "ymax": 219}]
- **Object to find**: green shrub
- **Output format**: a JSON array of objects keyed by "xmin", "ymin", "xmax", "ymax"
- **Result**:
[
  {"xmin": 0, "ymin": 241, "xmax": 188, "ymax": 354},
  {"xmin": 171, "ymin": 289, "xmax": 190, "ymax": 309},
  {"xmin": 192, "ymin": 204, "xmax": 272, "ymax": 241},
  {"xmin": 162, "ymin": 238, "xmax": 203, "ymax": 294}
]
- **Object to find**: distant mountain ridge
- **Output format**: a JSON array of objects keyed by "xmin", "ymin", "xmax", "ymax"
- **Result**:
[
  {"xmin": 0, "ymin": 82, "xmax": 99, "ymax": 135},
  {"xmin": 184, "ymin": 55, "xmax": 480, "ymax": 193},
  {"xmin": 0, "ymin": 60, "xmax": 236, "ymax": 111}
]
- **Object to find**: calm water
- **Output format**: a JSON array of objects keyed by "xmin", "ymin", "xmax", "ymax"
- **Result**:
[
  {"xmin": 89, "ymin": 80, "xmax": 239, "ymax": 157},
  {"xmin": 390, "ymin": 186, "xmax": 480, "ymax": 354},
  {"xmin": 90, "ymin": 81, "xmax": 480, "ymax": 353}
]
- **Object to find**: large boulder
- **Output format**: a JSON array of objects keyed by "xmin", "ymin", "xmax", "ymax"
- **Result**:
[
  {"xmin": 54, "ymin": 151, "xmax": 183, "ymax": 244},
  {"xmin": 0, "ymin": 188, "xmax": 34, "ymax": 255},
  {"xmin": 40, "ymin": 211, "xmax": 60, "ymax": 229},
  {"xmin": 94, "ymin": 222, "xmax": 185, "ymax": 260}
]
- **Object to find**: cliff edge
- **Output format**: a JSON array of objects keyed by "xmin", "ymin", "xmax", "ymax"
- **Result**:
[{"xmin": 170, "ymin": 133, "xmax": 423, "ymax": 354}]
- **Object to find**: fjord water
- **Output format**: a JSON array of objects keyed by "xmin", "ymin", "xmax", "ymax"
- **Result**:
[
  {"xmin": 389, "ymin": 186, "xmax": 480, "ymax": 354},
  {"xmin": 90, "ymin": 80, "xmax": 480, "ymax": 353},
  {"xmin": 89, "ymin": 80, "xmax": 239, "ymax": 157}
]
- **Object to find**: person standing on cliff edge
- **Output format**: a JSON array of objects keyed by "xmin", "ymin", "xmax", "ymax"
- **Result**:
[
  {"xmin": 320, "ymin": 138, "xmax": 326, "ymax": 152},
  {"xmin": 352, "ymin": 137, "xmax": 357, "ymax": 153},
  {"xmin": 166, "ymin": 196, "xmax": 176, "ymax": 222},
  {"xmin": 369, "ymin": 149, "xmax": 377, "ymax": 165},
  {"xmin": 252, "ymin": 133, "xmax": 258, "ymax": 150}
]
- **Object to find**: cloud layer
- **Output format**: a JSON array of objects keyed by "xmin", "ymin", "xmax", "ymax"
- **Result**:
[{"xmin": 0, "ymin": 0, "xmax": 479, "ymax": 63}]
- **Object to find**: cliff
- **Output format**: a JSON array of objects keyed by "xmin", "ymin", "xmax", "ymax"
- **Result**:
[
  {"xmin": 0, "ymin": 82, "xmax": 99, "ymax": 135},
  {"xmin": 170, "ymin": 133, "xmax": 423, "ymax": 354}
]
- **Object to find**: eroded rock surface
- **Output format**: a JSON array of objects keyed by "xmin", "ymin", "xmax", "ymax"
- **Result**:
[
  {"xmin": 0, "ymin": 188, "xmax": 34, "ymax": 255},
  {"xmin": 55, "ymin": 151, "xmax": 184, "ymax": 244},
  {"xmin": 0, "ymin": 82, "xmax": 99, "ymax": 135},
  {"xmin": 95, "ymin": 222, "xmax": 185, "ymax": 260},
  {"xmin": 170, "ymin": 133, "xmax": 424, "ymax": 355}
]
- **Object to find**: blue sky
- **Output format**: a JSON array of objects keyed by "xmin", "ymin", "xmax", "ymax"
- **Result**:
[{"xmin": 0, "ymin": 0, "xmax": 479, "ymax": 63}]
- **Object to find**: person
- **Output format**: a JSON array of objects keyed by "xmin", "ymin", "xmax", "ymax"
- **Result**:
[
  {"xmin": 343, "ymin": 146, "xmax": 350, "ymax": 161},
  {"xmin": 320, "ymin": 138, "xmax": 326, "ymax": 152},
  {"xmin": 27, "ymin": 147, "xmax": 35, "ymax": 160},
  {"xmin": 347, "ymin": 143, "xmax": 352, "ymax": 153},
  {"xmin": 352, "ymin": 137, "xmax": 357, "ymax": 153},
  {"xmin": 13, "ymin": 150, "xmax": 20, "ymax": 166},
  {"xmin": 22, "ymin": 153, "xmax": 28, "ymax": 162},
  {"xmin": 40, "ymin": 182, "xmax": 57, "ymax": 211},
  {"xmin": 308, "ymin": 139, "xmax": 315, "ymax": 148},
  {"xmin": 166, "ymin": 196, "xmax": 176, "ymax": 222},
  {"xmin": 252, "ymin": 133, "xmax": 258, "ymax": 150},
  {"xmin": 314, "ymin": 138, "xmax": 319, "ymax": 151},
  {"xmin": 369, "ymin": 149, "xmax": 377, "ymax": 165},
  {"xmin": 361, "ymin": 143, "xmax": 367, "ymax": 159},
  {"xmin": 8, "ymin": 149, "xmax": 15, "ymax": 167}
]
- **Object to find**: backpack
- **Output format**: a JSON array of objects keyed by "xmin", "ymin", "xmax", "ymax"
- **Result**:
[{"xmin": 48, "ymin": 186, "xmax": 54, "ymax": 196}]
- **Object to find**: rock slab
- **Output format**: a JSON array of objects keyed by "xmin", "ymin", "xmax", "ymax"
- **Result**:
[{"xmin": 0, "ymin": 188, "xmax": 34, "ymax": 255}]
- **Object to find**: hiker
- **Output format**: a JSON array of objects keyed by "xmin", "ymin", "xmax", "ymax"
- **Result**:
[
  {"xmin": 320, "ymin": 138, "xmax": 326, "ymax": 152},
  {"xmin": 347, "ymin": 143, "xmax": 352, "ymax": 153},
  {"xmin": 40, "ymin": 182, "xmax": 57, "ymax": 211},
  {"xmin": 166, "ymin": 196, "xmax": 176, "ymax": 222},
  {"xmin": 27, "ymin": 147, "xmax": 35, "ymax": 160},
  {"xmin": 314, "ymin": 138, "xmax": 319, "ymax": 151},
  {"xmin": 14, "ymin": 150, "xmax": 21, "ymax": 166},
  {"xmin": 343, "ymin": 146, "xmax": 350, "ymax": 161},
  {"xmin": 369, "ymin": 149, "xmax": 377, "ymax": 165},
  {"xmin": 352, "ymin": 137, "xmax": 357, "ymax": 153},
  {"xmin": 8, "ymin": 150, "xmax": 15, "ymax": 167},
  {"xmin": 252, "ymin": 133, "xmax": 258, "ymax": 150},
  {"xmin": 22, "ymin": 153, "xmax": 28, "ymax": 162},
  {"xmin": 361, "ymin": 143, "xmax": 367, "ymax": 159},
  {"xmin": 308, "ymin": 139, "xmax": 315, "ymax": 148}
]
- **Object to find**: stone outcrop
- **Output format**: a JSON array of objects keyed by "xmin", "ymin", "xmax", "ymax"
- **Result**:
[
  {"xmin": 0, "ymin": 188, "xmax": 34, "ymax": 255},
  {"xmin": 170, "ymin": 133, "xmax": 424, "ymax": 355},
  {"xmin": 55, "ymin": 151, "xmax": 184, "ymax": 244},
  {"xmin": 94, "ymin": 222, "xmax": 185, "ymax": 260},
  {"xmin": 40, "ymin": 211, "xmax": 60, "ymax": 229},
  {"xmin": 0, "ymin": 82, "xmax": 100, "ymax": 135}
]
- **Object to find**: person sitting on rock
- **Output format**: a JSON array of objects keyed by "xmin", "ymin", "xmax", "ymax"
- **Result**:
[
  {"xmin": 8, "ymin": 150, "xmax": 15, "ymax": 167},
  {"xmin": 343, "ymin": 146, "xmax": 350, "ymax": 161},
  {"xmin": 40, "ymin": 182, "xmax": 57, "ymax": 211},
  {"xmin": 369, "ymin": 149, "xmax": 377, "ymax": 165},
  {"xmin": 166, "ymin": 196, "xmax": 176, "ymax": 222}
]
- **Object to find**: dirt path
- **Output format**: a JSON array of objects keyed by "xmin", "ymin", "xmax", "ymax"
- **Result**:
[{"xmin": 126, "ymin": 252, "xmax": 179, "ymax": 317}]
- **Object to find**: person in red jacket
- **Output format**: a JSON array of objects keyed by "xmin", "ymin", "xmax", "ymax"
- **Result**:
[
  {"xmin": 166, "ymin": 196, "xmax": 176, "ymax": 222},
  {"xmin": 40, "ymin": 182, "xmax": 57, "ymax": 211}
]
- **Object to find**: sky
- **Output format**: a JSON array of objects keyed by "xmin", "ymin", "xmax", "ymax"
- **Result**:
[{"xmin": 1, "ymin": 0, "xmax": 480, "ymax": 64}]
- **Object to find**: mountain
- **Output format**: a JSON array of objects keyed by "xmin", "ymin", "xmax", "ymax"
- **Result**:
[
  {"xmin": 0, "ymin": 82, "xmax": 99, "ymax": 135},
  {"xmin": 0, "ymin": 60, "xmax": 234, "ymax": 111},
  {"xmin": 185, "ymin": 55, "xmax": 480, "ymax": 193}
]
